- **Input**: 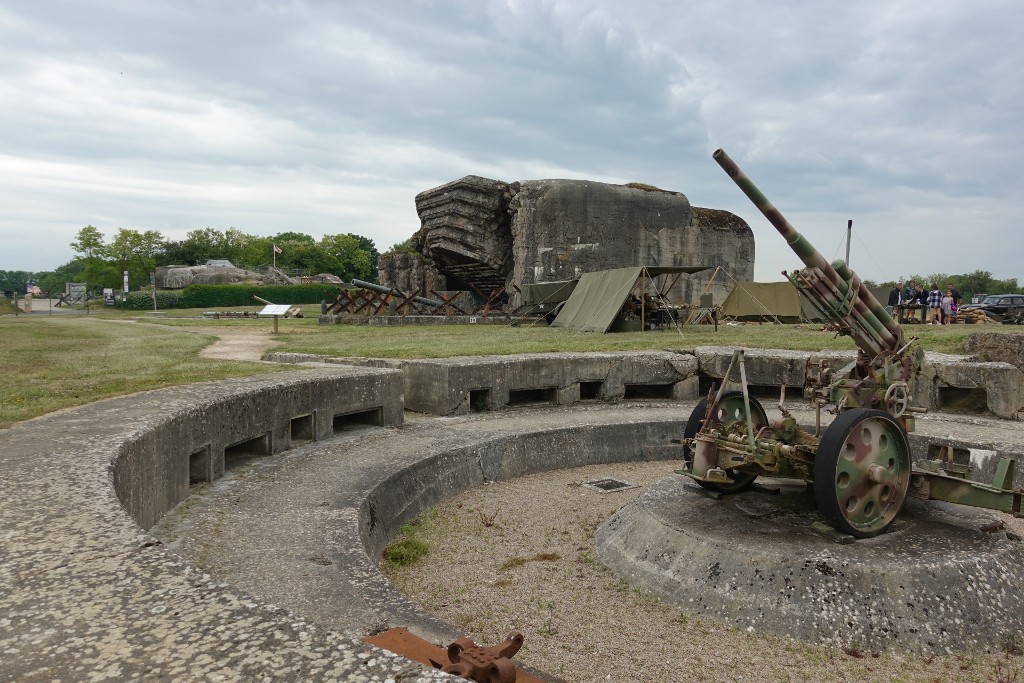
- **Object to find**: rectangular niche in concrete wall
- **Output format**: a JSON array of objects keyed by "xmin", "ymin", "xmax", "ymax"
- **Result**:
[
  {"xmin": 290, "ymin": 413, "xmax": 315, "ymax": 445},
  {"xmin": 189, "ymin": 444, "xmax": 212, "ymax": 484},
  {"xmin": 579, "ymin": 381, "xmax": 603, "ymax": 400},
  {"xmin": 508, "ymin": 387, "xmax": 556, "ymax": 406},
  {"xmin": 333, "ymin": 407, "xmax": 383, "ymax": 434},
  {"xmin": 469, "ymin": 389, "xmax": 491, "ymax": 412},
  {"xmin": 624, "ymin": 383, "xmax": 675, "ymax": 400},
  {"xmin": 938, "ymin": 386, "xmax": 988, "ymax": 414},
  {"xmin": 697, "ymin": 376, "xmax": 801, "ymax": 401},
  {"xmin": 225, "ymin": 433, "xmax": 270, "ymax": 470}
]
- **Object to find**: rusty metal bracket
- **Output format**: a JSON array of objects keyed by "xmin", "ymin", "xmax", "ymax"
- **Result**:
[{"xmin": 364, "ymin": 628, "xmax": 540, "ymax": 683}]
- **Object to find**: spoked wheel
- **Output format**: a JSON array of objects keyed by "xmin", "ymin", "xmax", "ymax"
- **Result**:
[
  {"xmin": 682, "ymin": 390, "xmax": 767, "ymax": 493},
  {"xmin": 813, "ymin": 408, "xmax": 912, "ymax": 538}
]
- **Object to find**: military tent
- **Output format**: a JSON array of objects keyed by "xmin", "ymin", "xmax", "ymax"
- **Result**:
[
  {"xmin": 519, "ymin": 279, "xmax": 578, "ymax": 315},
  {"xmin": 551, "ymin": 266, "xmax": 707, "ymax": 332},
  {"xmin": 720, "ymin": 281, "xmax": 805, "ymax": 323}
]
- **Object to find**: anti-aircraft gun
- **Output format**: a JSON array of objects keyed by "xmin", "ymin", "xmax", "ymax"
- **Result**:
[{"xmin": 678, "ymin": 149, "xmax": 929, "ymax": 538}]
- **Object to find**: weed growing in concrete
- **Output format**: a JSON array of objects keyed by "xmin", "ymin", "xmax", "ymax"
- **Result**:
[
  {"xmin": 383, "ymin": 522, "xmax": 430, "ymax": 568},
  {"xmin": 477, "ymin": 508, "xmax": 499, "ymax": 527},
  {"xmin": 383, "ymin": 537, "xmax": 429, "ymax": 568},
  {"xmin": 996, "ymin": 660, "xmax": 1020, "ymax": 683},
  {"xmin": 500, "ymin": 556, "xmax": 527, "ymax": 570},
  {"xmin": 576, "ymin": 551, "xmax": 601, "ymax": 569}
]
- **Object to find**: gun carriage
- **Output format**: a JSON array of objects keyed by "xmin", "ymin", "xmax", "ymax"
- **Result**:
[{"xmin": 678, "ymin": 149, "xmax": 1023, "ymax": 538}]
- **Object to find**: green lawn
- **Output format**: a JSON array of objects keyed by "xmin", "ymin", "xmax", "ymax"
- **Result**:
[{"xmin": 0, "ymin": 317, "xmax": 286, "ymax": 429}]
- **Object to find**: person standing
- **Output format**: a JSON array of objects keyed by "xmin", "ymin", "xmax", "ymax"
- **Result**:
[
  {"xmin": 946, "ymin": 282, "xmax": 962, "ymax": 321},
  {"xmin": 901, "ymin": 281, "xmax": 918, "ymax": 323},
  {"xmin": 917, "ymin": 284, "xmax": 929, "ymax": 323},
  {"xmin": 888, "ymin": 282, "xmax": 903, "ymax": 319},
  {"xmin": 927, "ymin": 283, "xmax": 943, "ymax": 324},
  {"xmin": 941, "ymin": 286, "xmax": 954, "ymax": 324}
]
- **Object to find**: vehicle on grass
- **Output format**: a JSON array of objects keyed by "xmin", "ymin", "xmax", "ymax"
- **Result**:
[{"xmin": 959, "ymin": 294, "xmax": 1024, "ymax": 320}]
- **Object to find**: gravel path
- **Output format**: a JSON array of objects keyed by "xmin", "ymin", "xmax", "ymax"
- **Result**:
[{"xmin": 387, "ymin": 461, "xmax": 1024, "ymax": 683}]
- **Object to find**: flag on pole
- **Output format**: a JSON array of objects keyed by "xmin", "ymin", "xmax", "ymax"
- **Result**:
[{"xmin": 273, "ymin": 244, "xmax": 282, "ymax": 254}]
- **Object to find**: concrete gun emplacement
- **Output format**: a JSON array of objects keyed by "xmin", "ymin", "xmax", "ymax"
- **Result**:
[{"xmin": 676, "ymin": 149, "xmax": 1022, "ymax": 538}]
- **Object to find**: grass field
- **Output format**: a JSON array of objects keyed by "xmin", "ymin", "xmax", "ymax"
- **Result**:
[
  {"xmin": 1, "ymin": 310, "xmax": 1014, "ymax": 428},
  {"xmin": 0, "ymin": 316, "xmax": 285, "ymax": 429}
]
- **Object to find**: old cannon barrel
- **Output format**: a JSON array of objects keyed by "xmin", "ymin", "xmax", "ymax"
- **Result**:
[
  {"xmin": 350, "ymin": 279, "xmax": 445, "ymax": 308},
  {"xmin": 712, "ymin": 148, "xmax": 904, "ymax": 352}
]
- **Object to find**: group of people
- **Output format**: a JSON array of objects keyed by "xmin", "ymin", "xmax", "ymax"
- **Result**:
[
  {"xmin": 628, "ymin": 292, "xmax": 669, "ymax": 330},
  {"xmin": 887, "ymin": 280, "xmax": 962, "ymax": 325}
]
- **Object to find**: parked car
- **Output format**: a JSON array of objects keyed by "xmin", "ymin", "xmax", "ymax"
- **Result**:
[{"xmin": 958, "ymin": 294, "xmax": 1024, "ymax": 319}]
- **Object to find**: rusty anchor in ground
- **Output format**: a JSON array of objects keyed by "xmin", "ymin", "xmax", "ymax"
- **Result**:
[
  {"xmin": 441, "ymin": 630, "xmax": 525, "ymax": 682},
  {"xmin": 364, "ymin": 627, "xmax": 535, "ymax": 683}
]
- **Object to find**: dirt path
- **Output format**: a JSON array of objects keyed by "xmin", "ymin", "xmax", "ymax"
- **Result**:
[
  {"xmin": 190, "ymin": 326, "xmax": 285, "ymax": 362},
  {"xmin": 97, "ymin": 319, "xmax": 286, "ymax": 362}
]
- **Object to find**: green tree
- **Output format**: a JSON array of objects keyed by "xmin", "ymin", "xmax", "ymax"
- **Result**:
[
  {"xmin": 107, "ymin": 228, "xmax": 164, "ymax": 289},
  {"xmin": 35, "ymin": 258, "xmax": 86, "ymax": 297},
  {"xmin": 70, "ymin": 225, "xmax": 104, "ymax": 285},
  {"xmin": 272, "ymin": 231, "xmax": 315, "ymax": 244},
  {"xmin": 0, "ymin": 270, "xmax": 34, "ymax": 294},
  {"xmin": 344, "ymin": 233, "xmax": 379, "ymax": 277},
  {"xmin": 320, "ymin": 233, "xmax": 376, "ymax": 282},
  {"xmin": 388, "ymin": 239, "xmax": 413, "ymax": 253}
]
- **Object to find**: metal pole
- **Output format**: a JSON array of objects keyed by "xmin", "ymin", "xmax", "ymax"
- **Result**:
[
  {"xmin": 845, "ymin": 219, "xmax": 852, "ymax": 267},
  {"xmin": 640, "ymin": 270, "xmax": 646, "ymax": 332}
]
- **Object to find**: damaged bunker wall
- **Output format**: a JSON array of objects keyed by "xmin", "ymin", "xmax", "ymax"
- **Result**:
[{"xmin": 378, "ymin": 175, "xmax": 754, "ymax": 307}]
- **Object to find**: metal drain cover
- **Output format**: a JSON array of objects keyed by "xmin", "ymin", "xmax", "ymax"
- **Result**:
[{"xmin": 582, "ymin": 478, "xmax": 638, "ymax": 493}]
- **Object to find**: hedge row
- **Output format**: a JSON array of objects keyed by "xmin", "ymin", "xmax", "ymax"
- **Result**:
[
  {"xmin": 124, "ymin": 290, "xmax": 182, "ymax": 310},
  {"xmin": 179, "ymin": 284, "xmax": 342, "ymax": 308}
]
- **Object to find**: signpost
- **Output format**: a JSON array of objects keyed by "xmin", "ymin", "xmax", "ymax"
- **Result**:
[{"xmin": 257, "ymin": 303, "xmax": 290, "ymax": 333}]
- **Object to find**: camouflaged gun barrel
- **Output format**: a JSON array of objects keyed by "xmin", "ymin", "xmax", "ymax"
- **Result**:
[
  {"xmin": 712, "ymin": 148, "xmax": 904, "ymax": 354},
  {"xmin": 350, "ymin": 279, "xmax": 445, "ymax": 308}
]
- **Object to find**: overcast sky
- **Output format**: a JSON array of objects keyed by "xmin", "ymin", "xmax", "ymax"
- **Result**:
[{"xmin": 1, "ymin": 0, "xmax": 1021, "ymax": 283}]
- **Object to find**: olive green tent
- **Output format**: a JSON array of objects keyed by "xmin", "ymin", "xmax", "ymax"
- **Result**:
[
  {"xmin": 550, "ymin": 266, "xmax": 707, "ymax": 332},
  {"xmin": 720, "ymin": 281, "xmax": 805, "ymax": 323},
  {"xmin": 519, "ymin": 279, "xmax": 578, "ymax": 315}
]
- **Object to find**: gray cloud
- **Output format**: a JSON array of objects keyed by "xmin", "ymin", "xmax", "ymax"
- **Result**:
[{"xmin": 1, "ymin": 0, "xmax": 1021, "ymax": 285}]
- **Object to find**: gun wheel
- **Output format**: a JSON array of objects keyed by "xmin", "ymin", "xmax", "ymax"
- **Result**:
[
  {"xmin": 813, "ymin": 408, "xmax": 911, "ymax": 538},
  {"xmin": 683, "ymin": 390, "xmax": 767, "ymax": 493}
]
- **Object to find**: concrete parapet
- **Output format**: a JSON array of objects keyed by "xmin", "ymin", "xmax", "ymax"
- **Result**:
[
  {"xmin": 396, "ymin": 351, "xmax": 697, "ymax": 415},
  {"xmin": 922, "ymin": 352, "xmax": 1024, "ymax": 419},
  {"xmin": 694, "ymin": 345, "xmax": 1022, "ymax": 419},
  {"xmin": 964, "ymin": 332, "xmax": 1024, "ymax": 370},
  {"xmin": 0, "ymin": 368, "xmax": 440, "ymax": 682}
]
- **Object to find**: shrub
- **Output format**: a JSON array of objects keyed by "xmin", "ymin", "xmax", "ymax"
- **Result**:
[
  {"xmin": 124, "ymin": 290, "xmax": 181, "ymax": 310},
  {"xmin": 180, "ymin": 284, "xmax": 341, "ymax": 308}
]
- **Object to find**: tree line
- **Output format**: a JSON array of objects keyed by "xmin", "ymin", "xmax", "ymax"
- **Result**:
[{"xmin": 0, "ymin": 226, "xmax": 381, "ymax": 296}]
